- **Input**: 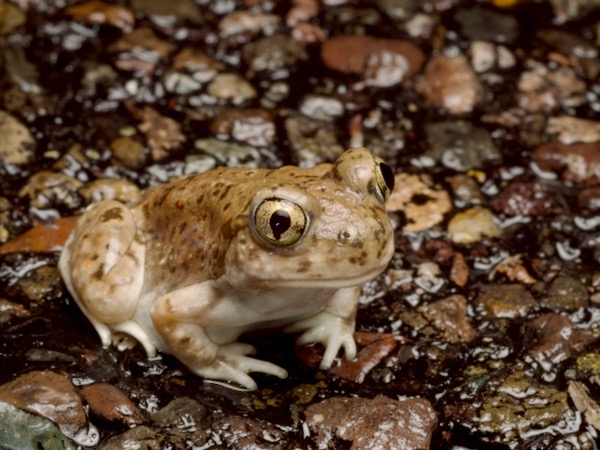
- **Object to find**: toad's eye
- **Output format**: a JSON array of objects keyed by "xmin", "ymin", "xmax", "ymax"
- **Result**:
[
  {"xmin": 252, "ymin": 198, "xmax": 308, "ymax": 246},
  {"xmin": 373, "ymin": 156, "xmax": 395, "ymax": 203}
]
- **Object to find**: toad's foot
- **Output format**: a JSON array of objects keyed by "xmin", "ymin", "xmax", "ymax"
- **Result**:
[
  {"xmin": 191, "ymin": 343, "xmax": 288, "ymax": 390},
  {"xmin": 286, "ymin": 312, "xmax": 357, "ymax": 369}
]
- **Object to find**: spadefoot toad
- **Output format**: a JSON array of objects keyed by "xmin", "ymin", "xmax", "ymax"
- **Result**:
[{"xmin": 59, "ymin": 148, "xmax": 395, "ymax": 389}]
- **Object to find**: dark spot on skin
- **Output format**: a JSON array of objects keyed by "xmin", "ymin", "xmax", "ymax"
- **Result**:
[
  {"xmin": 219, "ymin": 185, "xmax": 232, "ymax": 200},
  {"xmin": 223, "ymin": 202, "xmax": 231, "ymax": 211},
  {"xmin": 100, "ymin": 207, "xmax": 123, "ymax": 223},
  {"xmin": 411, "ymin": 193, "xmax": 432, "ymax": 205},
  {"xmin": 351, "ymin": 239, "xmax": 365, "ymax": 249},
  {"xmin": 196, "ymin": 195, "xmax": 204, "ymax": 205},
  {"xmin": 297, "ymin": 259, "xmax": 311, "ymax": 272},
  {"xmin": 349, "ymin": 257, "xmax": 357, "ymax": 264},
  {"xmin": 179, "ymin": 222, "xmax": 187, "ymax": 234},
  {"xmin": 93, "ymin": 267, "xmax": 104, "ymax": 280},
  {"xmin": 176, "ymin": 200, "xmax": 184, "ymax": 209}
]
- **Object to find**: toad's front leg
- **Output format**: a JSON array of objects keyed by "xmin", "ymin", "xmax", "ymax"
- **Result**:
[{"xmin": 151, "ymin": 282, "xmax": 288, "ymax": 390}]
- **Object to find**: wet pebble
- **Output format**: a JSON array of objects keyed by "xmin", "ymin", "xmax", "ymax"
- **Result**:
[
  {"xmin": 110, "ymin": 136, "xmax": 147, "ymax": 170},
  {"xmin": 299, "ymin": 94, "xmax": 345, "ymax": 122},
  {"xmin": 194, "ymin": 138, "xmax": 261, "ymax": 168},
  {"xmin": 65, "ymin": 0, "xmax": 134, "ymax": 32},
  {"xmin": 321, "ymin": 35, "xmax": 425, "ymax": 89},
  {"xmin": 532, "ymin": 141, "xmax": 600, "ymax": 184},
  {"xmin": 567, "ymin": 381, "xmax": 600, "ymax": 433},
  {"xmin": 305, "ymin": 395, "xmax": 437, "ymax": 450},
  {"xmin": 491, "ymin": 181, "xmax": 554, "ymax": 216},
  {"xmin": 0, "ymin": 370, "xmax": 98, "ymax": 446},
  {"xmin": 78, "ymin": 178, "xmax": 143, "ymax": 205},
  {"xmin": 446, "ymin": 174, "xmax": 484, "ymax": 206},
  {"xmin": 210, "ymin": 108, "xmax": 275, "ymax": 147},
  {"xmin": 547, "ymin": 116, "xmax": 600, "ymax": 144},
  {"xmin": 578, "ymin": 186, "xmax": 600, "ymax": 211},
  {"xmin": 16, "ymin": 265, "xmax": 62, "ymax": 305},
  {"xmin": 80, "ymin": 383, "xmax": 144, "ymax": 427},
  {"xmin": 524, "ymin": 313, "xmax": 586, "ymax": 369},
  {"xmin": 0, "ymin": 2, "xmax": 25, "ymax": 35},
  {"xmin": 18, "ymin": 171, "xmax": 82, "ymax": 210},
  {"xmin": 219, "ymin": 10, "xmax": 280, "ymax": 40},
  {"xmin": 130, "ymin": 105, "xmax": 185, "ymax": 162},
  {"xmin": 454, "ymin": 5, "xmax": 519, "ymax": 43},
  {"xmin": 151, "ymin": 397, "xmax": 209, "ymax": 438},
  {"xmin": 0, "ymin": 299, "xmax": 30, "ymax": 324},
  {"xmin": 242, "ymin": 34, "xmax": 308, "ymax": 77},
  {"xmin": 475, "ymin": 283, "xmax": 537, "ymax": 319},
  {"xmin": 284, "ymin": 114, "xmax": 344, "ymax": 167},
  {"xmin": 386, "ymin": 173, "xmax": 452, "ymax": 232},
  {"xmin": 172, "ymin": 48, "xmax": 225, "ymax": 84},
  {"xmin": 447, "ymin": 207, "xmax": 501, "ymax": 244},
  {"xmin": 207, "ymin": 73, "xmax": 257, "ymax": 103},
  {"xmin": 470, "ymin": 40, "xmax": 516, "ymax": 72},
  {"xmin": 416, "ymin": 54, "xmax": 483, "ymax": 115},
  {"xmin": 129, "ymin": 0, "xmax": 204, "ymax": 27},
  {"xmin": 420, "ymin": 294, "xmax": 477, "ymax": 344},
  {"xmin": 211, "ymin": 415, "xmax": 285, "ymax": 450},
  {"xmin": 0, "ymin": 110, "xmax": 35, "ymax": 166},
  {"xmin": 107, "ymin": 27, "xmax": 176, "ymax": 74},
  {"xmin": 0, "ymin": 400, "xmax": 76, "ymax": 450},
  {"xmin": 423, "ymin": 120, "xmax": 501, "ymax": 171},
  {"xmin": 517, "ymin": 64, "xmax": 586, "ymax": 113},
  {"xmin": 542, "ymin": 273, "xmax": 589, "ymax": 311}
]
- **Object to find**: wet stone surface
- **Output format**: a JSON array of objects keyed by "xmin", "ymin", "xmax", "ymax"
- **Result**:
[{"xmin": 1, "ymin": 1, "xmax": 600, "ymax": 449}]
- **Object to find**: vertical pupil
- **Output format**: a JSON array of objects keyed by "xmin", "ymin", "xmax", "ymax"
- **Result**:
[
  {"xmin": 379, "ymin": 162, "xmax": 395, "ymax": 191},
  {"xmin": 270, "ymin": 210, "xmax": 291, "ymax": 239}
]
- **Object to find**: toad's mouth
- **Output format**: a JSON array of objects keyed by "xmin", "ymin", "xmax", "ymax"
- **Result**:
[{"xmin": 226, "ymin": 263, "xmax": 388, "ymax": 291}]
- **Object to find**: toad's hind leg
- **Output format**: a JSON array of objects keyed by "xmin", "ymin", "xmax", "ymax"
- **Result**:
[{"xmin": 58, "ymin": 201, "xmax": 147, "ymax": 348}]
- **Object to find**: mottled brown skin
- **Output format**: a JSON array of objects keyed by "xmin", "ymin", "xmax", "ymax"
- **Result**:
[{"xmin": 59, "ymin": 148, "xmax": 395, "ymax": 389}]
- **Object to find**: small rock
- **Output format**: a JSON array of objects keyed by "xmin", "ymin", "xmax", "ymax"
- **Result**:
[
  {"xmin": 416, "ymin": 54, "xmax": 483, "ymax": 115},
  {"xmin": 491, "ymin": 181, "xmax": 554, "ymax": 216},
  {"xmin": 331, "ymin": 332, "xmax": 398, "ymax": 383},
  {"xmin": 470, "ymin": 41, "xmax": 516, "ymax": 72},
  {"xmin": 447, "ymin": 208, "xmax": 501, "ymax": 244},
  {"xmin": 475, "ymin": 283, "xmax": 537, "ymax": 318},
  {"xmin": 524, "ymin": 313, "xmax": 586, "ymax": 368},
  {"xmin": 80, "ymin": 383, "xmax": 144, "ymax": 427},
  {"xmin": 420, "ymin": 294, "xmax": 477, "ymax": 343},
  {"xmin": 79, "ymin": 179, "xmax": 143, "ymax": 205},
  {"xmin": 18, "ymin": 171, "xmax": 82, "ymax": 210},
  {"xmin": 0, "ymin": 370, "xmax": 98, "ymax": 447},
  {"xmin": 454, "ymin": 6, "xmax": 519, "ymax": 43},
  {"xmin": 152, "ymin": 397, "xmax": 209, "ymax": 434},
  {"xmin": 492, "ymin": 254, "xmax": 536, "ymax": 284},
  {"xmin": 284, "ymin": 114, "xmax": 344, "ymax": 167},
  {"xmin": 0, "ymin": 2, "xmax": 25, "ymax": 35},
  {"xmin": 172, "ymin": 48, "xmax": 225, "ymax": 84},
  {"xmin": 212, "ymin": 415, "xmax": 285, "ymax": 450},
  {"xmin": 129, "ymin": 0, "xmax": 204, "ymax": 27},
  {"xmin": 386, "ymin": 173, "xmax": 452, "ymax": 232},
  {"xmin": 547, "ymin": 116, "xmax": 600, "ymax": 145},
  {"xmin": 306, "ymin": 395, "xmax": 437, "ymax": 450},
  {"xmin": 0, "ymin": 216, "xmax": 76, "ymax": 255},
  {"xmin": 219, "ymin": 10, "xmax": 280, "ymax": 40},
  {"xmin": 194, "ymin": 138, "xmax": 261, "ymax": 168},
  {"xmin": 98, "ymin": 425, "xmax": 188, "ymax": 450},
  {"xmin": 207, "ymin": 73, "xmax": 257, "ymax": 104},
  {"xmin": 2, "ymin": 44, "xmax": 42, "ymax": 95},
  {"xmin": 242, "ymin": 34, "xmax": 308, "ymax": 77},
  {"xmin": 578, "ymin": 186, "xmax": 600, "ymax": 211},
  {"xmin": 321, "ymin": 35, "xmax": 425, "ymax": 89},
  {"xmin": 0, "ymin": 110, "xmax": 35, "ymax": 166},
  {"xmin": 446, "ymin": 174, "xmax": 484, "ymax": 206},
  {"xmin": 17, "ymin": 265, "xmax": 62, "ymax": 305},
  {"xmin": 0, "ymin": 298, "xmax": 30, "ymax": 324},
  {"xmin": 568, "ymin": 381, "xmax": 600, "ymax": 432},
  {"xmin": 110, "ymin": 136, "xmax": 147, "ymax": 170},
  {"xmin": 129, "ymin": 105, "xmax": 185, "ymax": 162},
  {"xmin": 542, "ymin": 273, "xmax": 589, "ymax": 311},
  {"xmin": 299, "ymin": 94, "xmax": 345, "ymax": 122},
  {"xmin": 424, "ymin": 121, "xmax": 501, "ymax": 171},
  {"xmin": 107, "ymin": 28, "xmax": 176, "ymax": 74},
  {"xmin": 65, "ymin": 0, "xmax": 134, "ymax": 32},
  {"xmin": 0, "ymin": 400, "xmax": 76, "ymax": 450},
  {"xmin": 210, "ymin": 108, "xmax": 275, "ymax": 147},
  {"xmin": 532, "ymin": 141, "xmax": 600, "ymax": 185},
  {"xmin": 450, "ymin": 252, "xmax": 469, "ymax": 287},
  {"xmin": 518, "ymin": 64, "xmax": 586, "ymax": 113}
]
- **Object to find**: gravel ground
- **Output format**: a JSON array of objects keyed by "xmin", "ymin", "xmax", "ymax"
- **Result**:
[{"xmin": 1, "ymin": 0, "xmax": 600, "ymax": 449}]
